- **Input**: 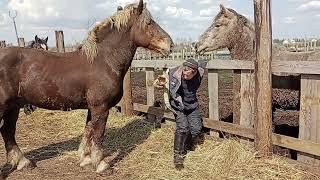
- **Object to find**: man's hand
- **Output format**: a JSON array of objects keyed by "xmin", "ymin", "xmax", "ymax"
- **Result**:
[{"xmin": 153, "ymin": 75, "xmax": 167, "ymax": 88}]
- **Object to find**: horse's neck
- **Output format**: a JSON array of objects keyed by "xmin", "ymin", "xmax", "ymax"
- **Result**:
[
  {"xmin": 96, "ymin": 30, "xmax": 137, "ymax": 79},
  {"xmin": 229, "ymin": 26, "xmax": 255, "ymax": 60}
]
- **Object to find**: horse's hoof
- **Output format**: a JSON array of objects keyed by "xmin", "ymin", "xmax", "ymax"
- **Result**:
[
  {"xmin": 17, "ymin": 157, "xmax": 35, "ymax": 171},
  {"xmin": 79, "ymin": 156, "xmax": 92, "ymax": 168},
  {"xmin": 96, "ymin": 160, "xmax": 110, "ymax": 174}
]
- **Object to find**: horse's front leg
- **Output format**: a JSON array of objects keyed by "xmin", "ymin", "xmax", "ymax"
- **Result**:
[{"xmin": 78, "ymin": 105, "xmax": 109, "ymax": 173}]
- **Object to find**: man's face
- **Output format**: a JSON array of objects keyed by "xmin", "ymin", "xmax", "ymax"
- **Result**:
[{"xmin": 182, "ymin": 66, "xmax": 197, "ymax": 80}]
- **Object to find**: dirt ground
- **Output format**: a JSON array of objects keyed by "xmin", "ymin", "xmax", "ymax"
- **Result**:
[{"xmin": 1, "ymin": 109, "xmax": 319, "ymax": 180}]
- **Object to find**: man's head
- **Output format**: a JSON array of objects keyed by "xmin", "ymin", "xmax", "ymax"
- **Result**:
[{"xmin": 182, "ymin": 59, "xmax": 198, "ymax": 80}]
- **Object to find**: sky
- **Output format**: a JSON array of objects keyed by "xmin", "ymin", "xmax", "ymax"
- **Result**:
[{"xmin": 0, "ymin": 0, "xmax": 320, "ymax": 47}]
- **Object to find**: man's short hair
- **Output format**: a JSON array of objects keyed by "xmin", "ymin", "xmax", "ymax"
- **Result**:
[{"xmin": 183, "ymin": 59, "xmax": 198, "ymax": 70}]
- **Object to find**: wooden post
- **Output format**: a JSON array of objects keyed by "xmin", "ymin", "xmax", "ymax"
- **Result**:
[
  {"xmin": 55, "ymin": 30, "xmax": 65, "ymax": 53},
  {"xmin": 121, "ymin": 69, "xmax": 133, "ymax": 116},
  {"xmin": 233, "ymin": 70, "xmax": 241, "ymax": 124},
  {"xmin": 146, "ymin": 67, "xmax": 157, "ymax": 126},
  {"xmin": 253, "ymin": 0, "xmax": 273, "ymax": 157},
  {"xmin": 298, "ymin": 75, "xmax": 320, "ymax": 165},
  {"xmin": 0, "ymin": 41, "xmax": 6, "ymax": 48},
  {"xmin": 208, "ymin": 69, "xmax": 219, "ymax": 137},
  {"xmin": 18, "ymin": 38, "xmax": 25, "ymax": 47},
  {"xmin": 146, "ymin": 68, "xmax": 155, "ymax": 106}
]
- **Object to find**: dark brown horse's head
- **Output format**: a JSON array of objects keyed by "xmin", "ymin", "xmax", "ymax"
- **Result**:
[
  {"xmin": 128, "ymin": 0, "xmax": 173, "ymax": 56},
  {"xmin": 195, "ymin": 4, "xmax": 254, "ymax": 54},
  {"xmin": 32, "ymin": 35, "xmax": 49, "ymax": 50}
]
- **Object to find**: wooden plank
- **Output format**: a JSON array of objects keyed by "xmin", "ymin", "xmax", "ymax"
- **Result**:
[
  {"xmin": 55, "ymin": 30, "xmax": 65, "ymax": 53},
  {"xmin": 131, "ymin": 60, "xmax": 320, "ymax": 75},
  {"xmin": 208, "ymin": 70, "xmax": 219, "ymax": 121},
  {"xmin": 131, "ymin": 60, "xmax": 254, "ymax": 70},
  {"xmin": 298, "ymin": 74, "xmax": 320, "ymax": 165},
  {"xmin": 240, "ymin": 70, "xmax": 255, "ymax": 127},
  {"xmin": 145, "ymin": 68, "xmax": 155, "ymax": 106},
  {"xmin": 121, "ymin": 70, "xmax": 133, "ymax": 116},
  {"xmin": 208, "ymin": 69, "xmax": 219, "ymax": 137},
  {"xmin": 273, "ymin": 134, "xmax": 320, "ymax": 158},
  {"xmin": 203, "ymin": 117, "xmax": 254, "ymax": 139},
  {"xmin": 233, "ymin": 70, "xmax": 241, "ymax": 124},
  {"xmin": 131, "ymin": 103, "xmax": 320, "ymax": 157},
  {"xmin": 253, "ymin": 0, "xmax": 273, "ymax": 157},
  {"xmin": 272, "ymin": 61, "xmax": 320, "ymax": 75},
  {"xmin": 18, "ymin": 38, "xmax": 25, "ymax": 47},
  {"xmin": 145, "ymin": 68, "xmax": 156, "ymax": 124}
]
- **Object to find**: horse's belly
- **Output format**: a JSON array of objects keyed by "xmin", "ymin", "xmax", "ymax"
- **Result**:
[{"xmin": 21, "ymin": 83, "xmax": 87, "ymax": 110}]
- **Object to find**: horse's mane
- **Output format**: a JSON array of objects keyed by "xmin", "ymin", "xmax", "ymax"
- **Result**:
[{"xmin": 80, "ymin": 3, "xmax": 152, "ymax": 63}]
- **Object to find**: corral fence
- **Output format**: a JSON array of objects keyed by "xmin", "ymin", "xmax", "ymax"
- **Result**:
[
  {"xmin": 127, "ymin": 59, "xmax": 320, "ymax": 166},
  {"xmin": 0, "ymin": 0, "xmax": 319, "ymax": 167}
]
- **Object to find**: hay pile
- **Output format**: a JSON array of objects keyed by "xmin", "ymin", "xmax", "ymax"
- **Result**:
[
  {"xmin": 108, "ymin": 123, "xmax": 319, "ymax": 180},
  {"xmin": 1, "ymin": 109, "xmax": 319, "ymax": 180}
]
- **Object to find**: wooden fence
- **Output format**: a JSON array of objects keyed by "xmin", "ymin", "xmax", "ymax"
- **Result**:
[{"xmin": 128, "ymin": 59, "xmax": 320, "ymax": 166}]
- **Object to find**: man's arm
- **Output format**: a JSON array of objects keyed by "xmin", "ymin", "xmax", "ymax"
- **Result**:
[
  {"xmin": 198, "ymin": 59, "xmax": 208, "ymax": 69},
  {"xmin": 197, "ymin": 60, "xmax": 208, "ymax": 79}
]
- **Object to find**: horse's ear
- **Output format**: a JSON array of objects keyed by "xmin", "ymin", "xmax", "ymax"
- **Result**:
[
  {"xmin": 220, "ymin": 4, "xmax": 227, "ymax": 14},
  {"xmin": 45, "ymin": 37, "xmax": 48, "ymax": 43},
  {"xmin": 35, "ymin": 35, "xmax": 39, "ymax": 42},
  {"xmin": 137, "ymin": 0, "xmax": 144, "ymax": 15},
  {"xmin": 220, "ymin": 4, "xmax": 232, "ymax": 17}
]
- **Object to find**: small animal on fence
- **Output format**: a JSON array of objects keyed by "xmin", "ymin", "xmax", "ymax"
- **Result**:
[
  {"xmin": 23, "ymin": 35, "xmax": 49, "ymax": 116},
  {"xmin": 0, "ymin": 0, "xmax": 173, "ymax": 175}
]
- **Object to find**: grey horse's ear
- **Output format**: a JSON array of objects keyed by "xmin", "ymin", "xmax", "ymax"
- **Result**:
[
  {"xmin": 220, "ymin": 4, "xmax": 232, "ymax": 17},
  {"xmin": 137, "ymin": 0, "xmax": 143, "ymax": 15},
  {"xmin": 220, "ymin": 4, "xmax": 227, "ymax": 13},
  {"xmin": 45, "ymin": 37, "xmax": 48, "ymax": 42}
]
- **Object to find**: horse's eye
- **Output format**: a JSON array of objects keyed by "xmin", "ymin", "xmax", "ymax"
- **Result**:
[{"xmin": 215, "ymin": 24, "xmax": 221, "ymax": 28}]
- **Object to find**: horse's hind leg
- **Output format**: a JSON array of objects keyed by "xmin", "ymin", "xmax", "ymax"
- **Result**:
[{"xmin": 0, "ymin": 107, "xmax": 32, "ymax": 170}]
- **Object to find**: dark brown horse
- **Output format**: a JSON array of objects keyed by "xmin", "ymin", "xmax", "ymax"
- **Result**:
[
  {"xmin": 27, "ymin": 35, "xmax": 49, "ymax": 50},
  {"xmin": 0, "ymin": 0, "xmax": 173, "ymax": 174}
]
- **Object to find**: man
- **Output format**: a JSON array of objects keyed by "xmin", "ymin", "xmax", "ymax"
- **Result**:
[{"xmin": 154, "ymin": 58, "xmax": 207, "ymax": 170}]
